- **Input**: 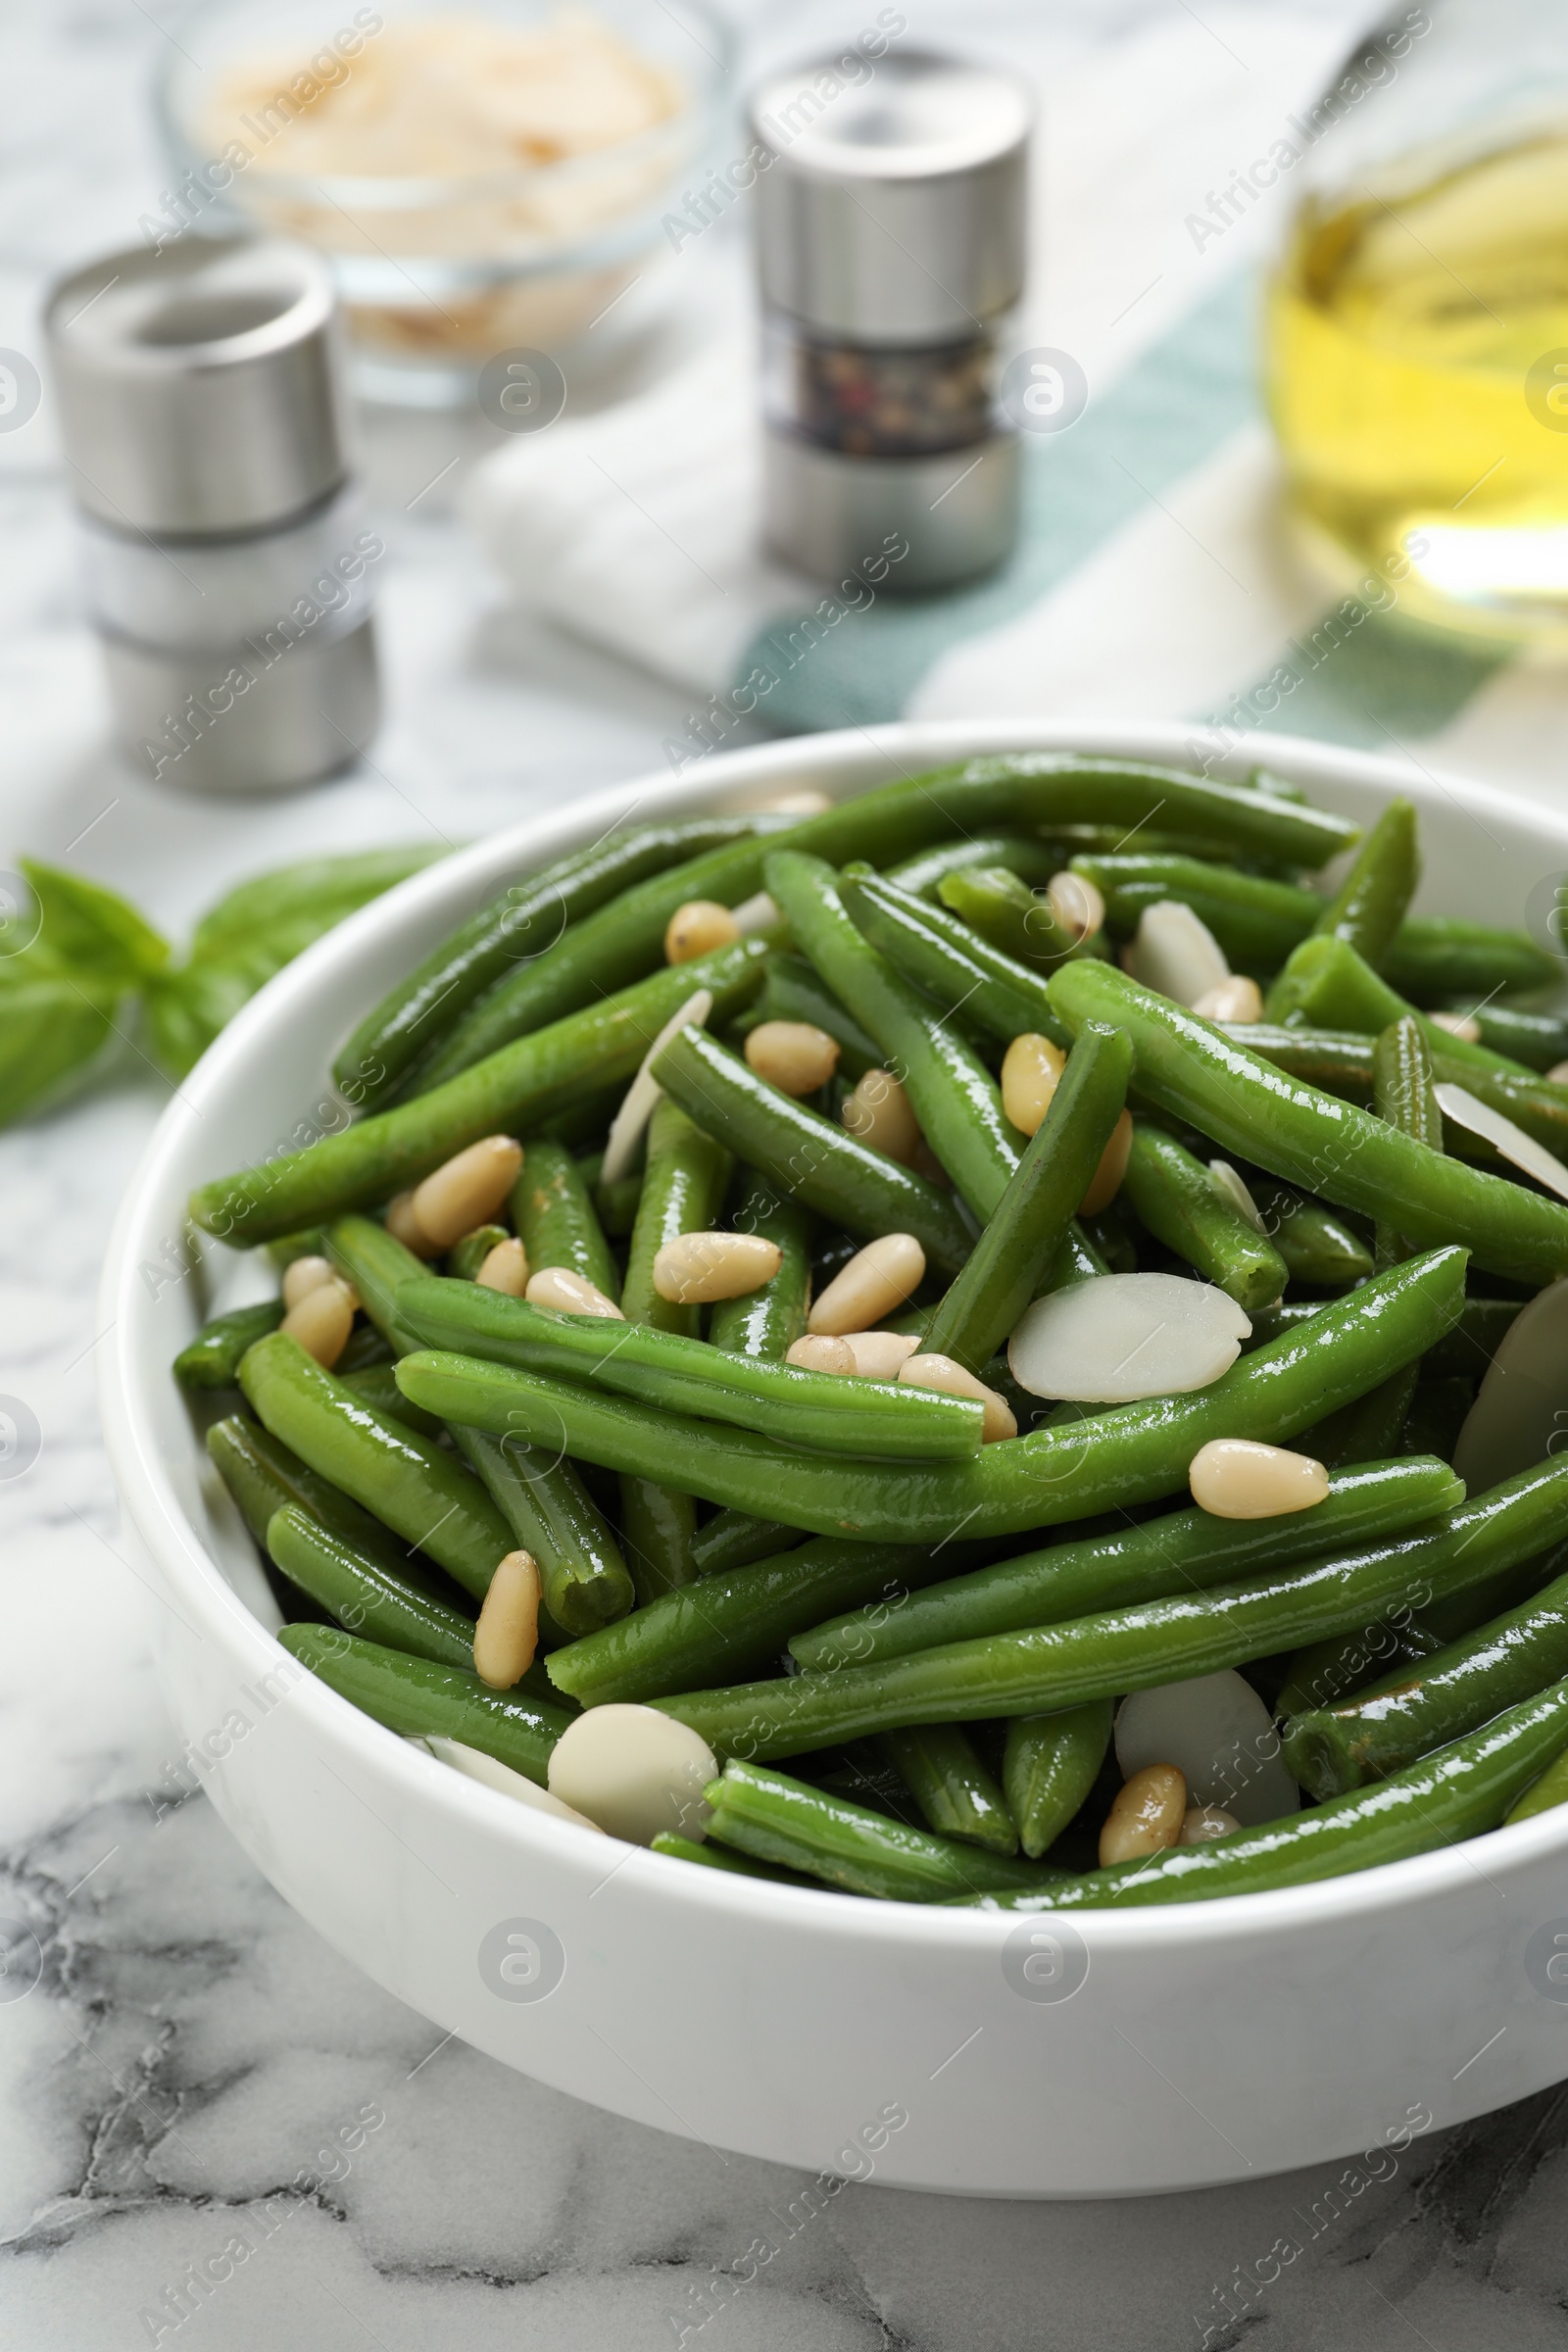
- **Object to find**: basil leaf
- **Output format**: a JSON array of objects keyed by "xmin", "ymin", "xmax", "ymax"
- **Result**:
[
  {"xmin": 0, "ymin": 969, "xmax": 122, "ymax": 1127},
  {"xmin": 20, "ymin": 859, "xmax": 169, "ymax": 987},
  {"xmin": 145, "ymin": 844, "xmax": 449, "ymax": 1078}
]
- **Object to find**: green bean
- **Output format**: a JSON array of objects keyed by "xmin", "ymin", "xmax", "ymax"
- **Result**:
[
  {"xmin": 690, "ymin": 1510, "xmax": 795, "ymax": 1577},
  {"xmin": 332, "ymin": 816, "xmax": 761, "ymax": 1109},
  {"xmin": 1049, "ymin": 962, "xmax": 1568, "ymax": 1285},
  {"xmin": 448, "ymin": 1224, "xmax": 509, "ymax": 1282},
  {"xmin": 791, "ymin": 1455, "xmax": 1462, "ymax": 1669},
  {"xmin": 398, "ymin": 1249, "xmax": 1466, "ymax": 1544},
  {"xmin": 618, "ymin": 1476, "xmax": 701, "ymax": 1606},
  {"xmin": 768, "ymin": 852, "xmax": 1021, "ymax": 1218},
  {"xmin": 1373, "ymin": 1012, "xmax": 1442, "ymax": 1272},
  {"xmin": 702, "ymin": 1761, "xmax": 1061, "ymax": 1901},
  {"xmin": 338, "ymin": 1363, "xmax": 442, "ymax": 1436},
  {"xmin": 1268, "ymin": 934, "xmax": 1535, "ymax": 1080},
  {"xmin": 1068, "ymin": 854, "xmax": 1316, "ymax": 971},
  {"xmin": 1284, "ymin": 1548, "xmax": 1568, "ymax": 1795},
  {"xmin": 654, "ymin": 1457, "xmax": 1568, "ymax": 1761},
  {"xmin": 1308, "ymin": 796, "xmax": 1418, "ymax": 967},
  {"xmin": 1424, "ymin": 1297, "xmax": 1521, "ymax": 1381},
  {"xmin": 266, "ymin": 1504, "xmax": 476, "ymax": 1671},
  {"xmin": 960, "ymin": 1674, "xmax": 1568, "ymax": 1909},
  {"xmin": 1275, "ymin": 1607, "xmax": 1438, "ymax": 1719},
  {"xmin": 1384, "ymin": 917, "xmax": 1559, "ymax": 1004},
  {"xmin": 1504, "ymin": 1738, "xmax": 1568, "ymax": 1822},
  {"xmin": 325, "ymin": 1213, "xmax": 426, "ymax": 1340},
  {"xmin": 881, "ymin": 1726, "xmax": 1018, "ymax": 1853},
  {"xmin": 174, "ymin": 1299, "xmax": 283, "ymax": 1389},
  {"xmin": 239, "ymin": 1331, "xmax": 512, "ymax": 1598},
  {"xmin": 708, "ymin": 1175, "xmax": 813, "ymax": 1358},
  {"xmin": 842, "ymin": 866, "xmax": 1066, "ymax": 1049},
  {"xmin": 1122, "ymin": 1123, "xmax": 1288, "ymax": 1311},
  {"xmin": 1303, "ymin": 1364, "xmax": 1419, "ymax": 1469},
  {"xmin": 1004, "ymin": 1700, "xmax": 1114, "ymax": 1859},
  {"xmin": 511, "ymin": 1138, "xmax": 619, "ymax": 1301},
  {"xmin": 937, "ymin": 864, "xmax": 1086, "ymax": 969},
  {"xmin": 753, "ymin": 953, "xmax": 882, "ymax": 1082},
  {"xmin": 394, "ymin": 1277, "xmax": 984, "ymax": 1459},
  {"xmin": 1233, "ymin": 1023, "xmax": 1568, "ymax": 1166},
  {"xmin": 189, "ymin": 934, "xmax": 770, "ymax": 1247},
  {"xmin": 1075, "ymin": 1206, "xmax": 1135, "ymax": 1274},
  {"xmin": 620, "ymin": 1099, "xmax": 732, "ymax": 1336},
  {"xmin": 337, "ymin": 1321, "xmax": 394, "ymax": 1374},
  {"xmin": 452, "ymin": 1425, "xmax": 634, "ymax": 1635},
  {"xmin": 592, "ymin": 1166, "xmax": 644, "ymax": 1238},
  {"xmin": 1047, "ymin": 1218, "xmax": 1114, "ymax": 1287},
  {"xmin": 650, "ymin": 1024, "xmax": 974, "ymax": 1275},
  {"xmin": 921, "ymin": 1024, "xmax": 1131, "ymax": 1373},
  {"xmin": 278, "ymin": 1625, "xmax": 571, "ymax": 1784},
  {"xmin": 267, "ymin": 1227, "xmax": 327, "ymax": 1270},
  {"xmin": 1250, "ymin": 1183, "xmax": 1371, "ymax": 1290},
  {"xmin": 1447, "ymin": 1002, "xmax": 1568, "ymax": 1071},
  {"xmin": 889, "ymin": 835, "xmax": 1061, "ymax": 898},
  {"xmin": 650, "ymin": 1832, "xmax": 816, "ymax": 1885},
  {"xmin": 207, "ymin": 1411, "xmax": 402, "ymax": 1559}
]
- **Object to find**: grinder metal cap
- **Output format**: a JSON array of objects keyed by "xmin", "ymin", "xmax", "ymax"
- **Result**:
[
  {"xmin": 749, "ymin": 50, "xmax": 1031, "ymax": 345},
  {"xmin": 44, "ymin": 235, "xmax": 351, "ymax": 536}
]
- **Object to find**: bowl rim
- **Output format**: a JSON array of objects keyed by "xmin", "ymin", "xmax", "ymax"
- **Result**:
[{"xmin": 99, "ymin": 715, "xmax": 1568, "ymax": 1960}]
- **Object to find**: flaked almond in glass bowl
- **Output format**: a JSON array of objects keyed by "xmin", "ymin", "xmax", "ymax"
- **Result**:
[{"xmin": 154, "ymin": 0, "xmax": 730, "ymax": 406}]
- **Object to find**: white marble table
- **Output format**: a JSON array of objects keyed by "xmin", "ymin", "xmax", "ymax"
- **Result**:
[{"xmin": 5, "ymin": 2, "xmax": 1568, "ymax": 2344}]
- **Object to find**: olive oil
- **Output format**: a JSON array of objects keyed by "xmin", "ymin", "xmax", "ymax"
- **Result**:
[{"xmin": 1265, "ymin": 131, "xmax": 1568, "ymax": 636}]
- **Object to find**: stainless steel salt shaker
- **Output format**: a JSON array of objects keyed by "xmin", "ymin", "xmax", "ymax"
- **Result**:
[
  {"xmin": 750, "ymin": 49, "xmax": 1032, "ymax": 590},
  {"xmin": 44, "ymin": 236, "xmax": 380, "ymax": 795}
]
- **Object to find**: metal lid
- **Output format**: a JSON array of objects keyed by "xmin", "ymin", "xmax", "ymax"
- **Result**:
[
  {"xmin": 750, "ymin": 50, "xmax": 1031, "ymax": 344},
  {"xmin": 44, "ymin": 237, "xmax": 351, "ymax": 538}
]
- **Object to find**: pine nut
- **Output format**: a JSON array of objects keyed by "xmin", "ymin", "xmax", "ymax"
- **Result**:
[
  {"xmin": 1430, "ymin": 1008, "xmax": 1482, "ymax": 1044},
  {"xmin": 899, "ymin": 1350, "xmax": 1016, "ymax": 1442},
  {"xmin": 842, "ymin": 1067, "xmax": 922, "ymax": 1164},
  {"xmin": 1179, "ymin": 1804, "xmax": 1241, "ymax": 1844},
  {"xmin": 547, "ymin": 1702, "xmax": 718, "ymax": 1844},
  {"xmin": 787, "ymin": 1334, "xmax": 856, "ymax": 1375},
  {"xmin": 808, "ymin": 1233, "xmax": 926, "ymax": 1335},
  {"xmin": 1194, "ymin": 974, "xmax": 1264, "ymax": 1025},
  {"xmin": 1189, "ymin": 1438, "xmax": 1331, "ymax": 1518},
  {"xmin": 1046, "ymin": 870, "xmax": 1103, "ymax": 944},
  {"xmin": 1547, "ymin": 1059, "xmax": 1568, "ymax": 1087},
  {"xmin": 1001, "ymin": 1033, "xmax": 1065, "ymax": 1136},
  {"xmin": 755, "ymin": 787, "xmax": 833, "ymax": 814},
  {"xmin": 413, "ymin": 1136, "xmax": 523, "ymax": 1250},
  {"xmin": 280, "ymin": 1275, "xmax": 356, "ymax": 1369},
  {"xmin": 526, "ymin": 1265, "xmax": 624, "ymax": 1320},
  {"xmin": 281, "ymin": 1253, "xmax": 335, "ymax": 1310},
  {"xmin": 473, "ymin": 1549, "xmax": 541, "ymax": 1687},
  {"xmin": 745, "ymin": 1019, "xmax": 841, "ymax": 1096},
  {"xmin": 476, "ymin": 1237, "xmax": 530, "ymax": 1296},
  {"xmin": 665, "ymin": 900, "xmax": 740, "ymax": 964},
  {"xmin": 386, "ymin": 1190, "xmax": 440, "ymax": 1256},
  {"xmin": 843, "ymin": 1330, "xmax": 921, "ymax": 1379},
  {"xmin": 653, "ymin": 1230, "xmax": 783, "ymax": 1304},
  {"xmin": 1079, "ymin": 1108, "xmax": 1133, "ymax": 1216},
  {"xmin": 1099, "ymin": 1763, "xmax": 1187, "ymax": 1865}
]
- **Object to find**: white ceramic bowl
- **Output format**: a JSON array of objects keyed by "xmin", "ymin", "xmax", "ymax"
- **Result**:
[{"xmin": 101, "ymin": 720, "xmax": 1568, "ymax": 2197}]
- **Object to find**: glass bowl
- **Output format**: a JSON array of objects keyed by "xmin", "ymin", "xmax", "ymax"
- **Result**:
[{"xmin": 154, "ymin": 0, "xmax": 732, "ymax": 406}]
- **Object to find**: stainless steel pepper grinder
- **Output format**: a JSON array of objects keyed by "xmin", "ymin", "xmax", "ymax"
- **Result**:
[
  {"xmin": 44, "ymin": 235, "xmax": 380, "ymax": 795},
  {"xmin": 750, "ymin": 49, "xmax": 1033, "ymax": 591}
]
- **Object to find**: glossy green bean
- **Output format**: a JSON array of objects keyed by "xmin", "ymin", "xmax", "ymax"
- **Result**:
[
  {"xmin": 397, "ymin": 1250, "xmax": 1467, "ymax": 1544},
  {"xmin": 1449, "ymin": 1001, "xmax": 1568, "ymax": 1072},
  {"xmin": 701, "ymin": 1760, "xmax": 1061, "ymax": 1902},
  {"xmin": 707, "ymin": 1175, "xmax": 813, "ymax": 1358},
  {"xmin": 960, "ymin": 1675, "xmax": 1568, "ymax": 1909},
  {"xmin": 1250, "ymin": 1183, "xmax": 1372, "ymax": 1290},
  {"xmin": 920, "ymin": 1023, "xmax": 1131, "ymax": 1373},
  {"xmin": 266, "ymin": 1503, "xmax": 476, "ymax": 1671},
  {"xmin": 1309, "ymin": 797, "xmax": 1418, "ymax": 967},
  {"xmin": 511, "ymin": 1138, "xmax": 619, "ymax": 1300},
  {"xmin": 445, "ymin": 1224, "xmax": 507, "ymax": 1282},
  {"xmin": 1122, "ymin": 1123, "xmax": 1288, "ymax": 1311},
  {"xmin": 843, "ymin": 867, "xmax": 1065, "ymax": 1048},
  {"xmin": 189, "ymin": 934, "xmax": 770, "ymax": 1247},
  {"xmin": 453, "ymin": 1424, "xmax": 634, "ymax": 1635},
  {"xmin": 394, "ymin": 1276, "xmax": 985, "ymax": 1458},
  {"xmin": 1373, "ymin": 1009, "xmax": 1441, "ymax": 1273},
  {"xmin": 791, "ymin": 1455, "xmax": 1462, "ymax": 1669},
  {"xmin": 881, "ymin": 1725, "xmax": 1018, "ymax": 1853},
  {"xmin": 1504, "ymin": 1739, "xmax": 1568, "ymax": 1822},
  {"xmin": 620, "ymin": 1099, "xmax": 732, "ymax": 1336},
  {"xmin": 1068, "ymin": 854, "xmax": 1316, "ymax": 970},
  {"xmin": 239, "ymin": 1331, "xmax": 512, "ymax": 1598},
  {"xmin": 278, "ymin": 1625, "xmax": 571, "ymax": 1784},
  {"xmin": 1304, "ymin": 1364, "xmax": 1419, "ymax": 1470},
  {"xmin": 1049, "ymin": 962, "xmax": 1568, "ymax": 1285},
  {"xmin": 769, "ymin": 851, "xmax": 1021, "ymax": 1219},
  {"xmin": 655, "ymin": 1457, "xmax": 1568, "ymax": 1762},
  {"xmin": 338, "ymin": 1363, "xmax": 442, "ymax": 1435},
  {"xmin": 889, "ymin": 835, "xmax": 1061, "ymax": 898},
  {"xmin": 1232, "ymin": 1023, "xmax": 1568, "ymax": 1165},
  {"xmin": 1269, "ymin": 934, "xmax": 1535, "ymax": 1079},
  {"xmin": 937, "ymin": 864, "xmax": 1085, "ymax": 969},
  {"xmin": 1004, "ymin": 1700, "xmax": 1114, "ymax": 1859},
  {"xmin": 207, "ymin": 1411, "xmax": 401, "ymax": 1559},
  {"xmin": 325, "ymin": 1213, "xmax": 425, "ymax": 1340},
  {"xmin": 618, "ymin": 1475, "xmax": 700, "ymax": 1606},
  {"xmin": 1384, "ymin": 917, "xmax": 1559, "ymax": 1004},
  {"xmin": 1424, "ymin": 1297, "xmax": 1521, "ymax": 1380},
  {"xmin": 1284, "ymin": 1552, "xmax": 1568, "ymax": 1795},
  {"xmin": 332, "ymin": 816, "xmax": 760, "ymax": 1109},
  {"xmin": 174, "ymin": 1298, "xmax": 283, "ymax": 1389},
  {"xmin": 690, "ymin": 1510, "xmax": 795, "ymax": 1577},
  {"xmin": 753, "ymin": 954, "xmax": 883, "ymax": 1083},
  {"xmin": 650, "ymin": 1024, "xmax": 974, "ymax": 1275}
]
